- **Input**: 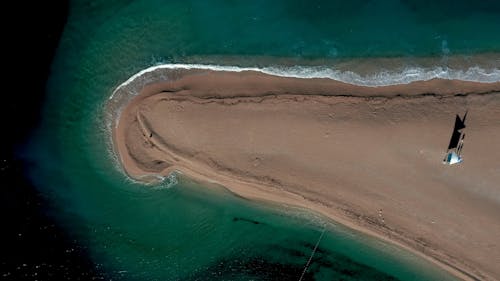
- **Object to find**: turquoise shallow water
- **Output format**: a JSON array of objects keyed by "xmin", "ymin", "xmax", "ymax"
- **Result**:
[{"xmin": 25, "ymin": 0, "xmax": 500, "ymax": 280}]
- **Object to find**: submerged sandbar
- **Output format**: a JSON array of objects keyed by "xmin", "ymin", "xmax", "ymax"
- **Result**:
[{"xmin": 112, "ymin": 69, "xmax": 500, "ymax": 281}]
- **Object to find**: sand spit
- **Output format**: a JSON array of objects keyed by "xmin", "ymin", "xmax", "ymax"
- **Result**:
[{"xmin": 112, "ymin": 69, "xmax": 500, "ymax": 281}]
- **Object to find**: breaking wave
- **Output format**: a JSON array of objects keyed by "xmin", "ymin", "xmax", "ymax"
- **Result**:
[{"xmin": 110, "ymin": 63, "xmax": 500, "ymax": 100}]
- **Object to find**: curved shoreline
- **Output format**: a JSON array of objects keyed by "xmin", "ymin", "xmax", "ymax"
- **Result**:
[
  {"xmin": 110, "ymin": 67, "xmax": 500, "ymax": 281},
  {"xmin": 109, "ymin": 63, "xmax": 500, "ymax": 101}
]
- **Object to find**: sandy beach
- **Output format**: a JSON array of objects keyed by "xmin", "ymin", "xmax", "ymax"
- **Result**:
[{"xmin": 113, "ymin": 70, "xmax": 500, "ymax": 280}]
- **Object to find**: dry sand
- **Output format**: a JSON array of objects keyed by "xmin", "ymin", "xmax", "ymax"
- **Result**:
[{"xmin": 113, "ymin": 70, "xmax": 500, "ymax": 280}]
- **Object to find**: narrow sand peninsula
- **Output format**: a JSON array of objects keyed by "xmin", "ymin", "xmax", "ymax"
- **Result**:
[{"xmin": 113, "ymin": 70, "xmax": 500, "ymax": 281}]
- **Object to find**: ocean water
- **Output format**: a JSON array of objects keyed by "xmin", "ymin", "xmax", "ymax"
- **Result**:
[{"xmin": 24, "ymin": 0, "xmax": 500, "ymax": 280}]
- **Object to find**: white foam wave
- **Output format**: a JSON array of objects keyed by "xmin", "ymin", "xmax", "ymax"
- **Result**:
[
  {"xmin": 152, "ymin": 172, "xmax": 179, "ymax": 190},
  {"xmin": 110, "ymin": 63, "xmax": 500, "ymax": 100}
]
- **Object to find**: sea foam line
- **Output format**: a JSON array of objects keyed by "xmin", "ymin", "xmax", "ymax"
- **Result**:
[{"xmin": 110, "ymin": 63, "xmax": 500, "ymax": 100}]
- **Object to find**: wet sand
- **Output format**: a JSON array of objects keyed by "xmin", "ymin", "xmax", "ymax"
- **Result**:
[{"xmin": 113, "ymin": 70, "xmax": 500, "ymax": 280}]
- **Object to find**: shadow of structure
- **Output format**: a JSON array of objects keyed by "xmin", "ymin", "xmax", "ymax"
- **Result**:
[{"xmin": 443, "ymin": 111, "xmax": 467, "ymax": 165}]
